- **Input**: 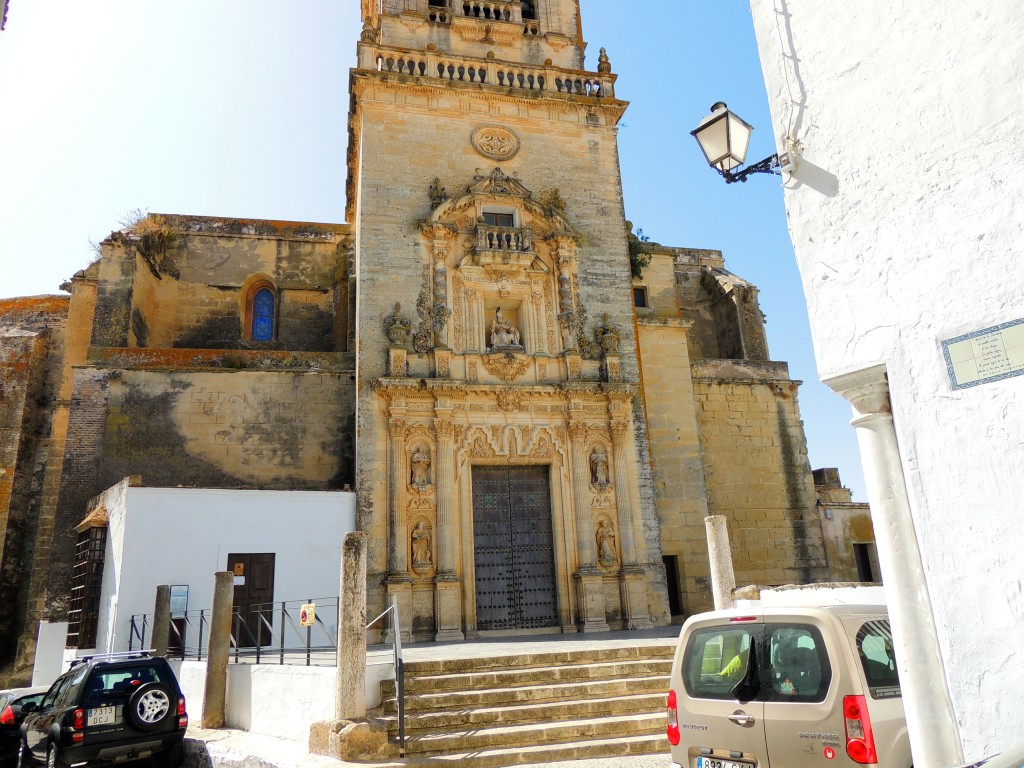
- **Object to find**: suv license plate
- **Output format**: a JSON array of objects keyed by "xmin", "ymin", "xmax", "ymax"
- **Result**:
[
  {"xmin": 88, "ymin": 706, "xmax": 116, "ymax": 726},
  {"xmin": 695, "ymin": 758, "xmax": 754, "ymax": 768}
]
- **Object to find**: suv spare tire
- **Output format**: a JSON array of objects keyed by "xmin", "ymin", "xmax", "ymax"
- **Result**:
[{"xmin": 125, "ymin": 683, "xmax": 173, "ymax": 731}]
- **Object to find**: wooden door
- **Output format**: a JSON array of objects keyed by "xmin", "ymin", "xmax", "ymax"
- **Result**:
[
  {"xmin": 227, "ymin": 552, "xmax": 275, "ymax": 647},
  {"xmin": 471, "ymin": 466, "xmax": 558, "ymax": 631}
]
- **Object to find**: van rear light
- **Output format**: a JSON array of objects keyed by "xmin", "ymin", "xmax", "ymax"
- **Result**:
[
  {"xmin": 666, "ymin": 689, "xmax": 681, "ymax": 746},
  {"xmin": 729, "ymin": 616, "xmax": 757, "ymax": 622},
  {"xmin": 72, "ymin": 708, "xmax": 85, "ymax": 730},
  {"xmin": 0, "ymin": 706, "xmax": 14, "ymax": 726},
  {"xmin": 844, "ymin": 695, "xmax": 878, "ymax": 764}
]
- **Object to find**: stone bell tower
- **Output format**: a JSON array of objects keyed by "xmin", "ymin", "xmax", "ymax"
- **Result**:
[{"xmin": 350, "ymin": 0, "xmax": 665, "ymax": 640}]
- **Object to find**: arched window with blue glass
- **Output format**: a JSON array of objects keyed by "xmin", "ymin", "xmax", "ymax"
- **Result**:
[{"xmin": 251, "ymin": 287, "xmax": 276, "ymax": 341}]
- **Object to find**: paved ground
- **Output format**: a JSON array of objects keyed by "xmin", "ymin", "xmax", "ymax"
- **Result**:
[
  {"xmin": 183, "ymin": 627, "xmax": 682, "ymax": 767},
  {"xmin": 518, "ymin": 755, "xmax": 672, "ymax": 768},
  {"xmin": 184, "ymin": 728, "xmax": 672, "ymax": 768}
]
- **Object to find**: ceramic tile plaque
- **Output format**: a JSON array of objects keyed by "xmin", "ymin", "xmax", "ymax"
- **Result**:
[{"xmin": 942, "ymin": 318, "xmax": 1024, "ymax": 390}]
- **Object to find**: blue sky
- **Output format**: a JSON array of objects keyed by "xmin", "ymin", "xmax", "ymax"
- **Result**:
[{"xmin": 0, "ymin": 0, "xmax": 866, "ymax": 500}]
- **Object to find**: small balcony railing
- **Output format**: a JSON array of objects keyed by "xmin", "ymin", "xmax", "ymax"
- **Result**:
[
  {"xmin": 477, "ymin": 225, "xmax": 533, "ymax": 253},
  {"xmin": 362, "ymin": 45, "xmax": 616, "ymax": 99}
]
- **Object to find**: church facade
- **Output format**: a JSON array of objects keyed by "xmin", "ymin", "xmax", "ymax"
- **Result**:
[{"xmin": 0, "ymin": 0, "xmax": 864, "ymax": 683}]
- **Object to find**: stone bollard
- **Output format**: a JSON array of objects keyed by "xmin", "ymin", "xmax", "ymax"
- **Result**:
[
  {"xmin": 705, "ymin": 515, "xmax": 737, "ymax": 611},
  {"xmin": 310, "ymin": 532, "xmax": 393, "ymax": 761},
  {"xmin": 202, "ymin": 571, "xmax": 234, "ymax": 729},
  {"xmin": 151, "ymin": 585, "xmax": 171, "ymax": 657},
  {"xmin": 337, "ymin": 531, "xmax": 368, "ymax": 721}
]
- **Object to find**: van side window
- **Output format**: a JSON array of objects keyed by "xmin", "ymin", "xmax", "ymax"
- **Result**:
[
  {"xmin": 766, "ymin": 624, "xmax": 832, "ymax": 702},
  {"xmin": 683, "ymin": 627, "xmax": 755, "ymax": 700},
  {"xmin": 857, "ymin": 619, "xmax": 901, "ymax": 697}
]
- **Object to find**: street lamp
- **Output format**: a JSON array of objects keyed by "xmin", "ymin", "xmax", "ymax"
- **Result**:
[{"xmin": 691, "ymin": 102, "xmax": 790, "ymax": 184}]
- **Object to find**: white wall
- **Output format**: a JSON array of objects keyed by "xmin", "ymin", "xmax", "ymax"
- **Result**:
[
  {"xmin": 170, "ymin": 659, "xmax": 393, "ymax": 740},
  {"xmin": 748, "ymin": 1, "xmax": 1024, "ymax": 758},
  {"xmin": 94, "ymin": 487, "xmax": 356, "ymax": 655}
]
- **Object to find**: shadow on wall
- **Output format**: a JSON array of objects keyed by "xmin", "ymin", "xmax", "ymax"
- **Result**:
[
  {"xmin": 787, "ymin": 156, "xmax": 839, "ymax": 198},
  {"xmin": 775, "ymin": 0, "xmax": 839, "ymax": 198}
]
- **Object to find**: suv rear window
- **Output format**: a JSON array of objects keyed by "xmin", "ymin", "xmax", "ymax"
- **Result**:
[
  {"xmin": 84, "ymin": 664, "xmax": 173, "ymax": 705},
  {"xmin": 683, "ymin": 626, "xmax": 755, "ymax": 700},
  {"xmin": 857, "ymin": 619, "xmax": 901, "ymax": 697}
]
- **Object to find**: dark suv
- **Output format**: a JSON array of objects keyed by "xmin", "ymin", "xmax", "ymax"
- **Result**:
[{"xmin": 19, "ymin": 652, "xmax": 187, "ymax": 767}]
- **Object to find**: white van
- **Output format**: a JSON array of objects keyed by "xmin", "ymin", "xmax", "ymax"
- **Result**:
[{"xmin": 667, "ymin": 600, "xmax": 910, "ymax": 768}]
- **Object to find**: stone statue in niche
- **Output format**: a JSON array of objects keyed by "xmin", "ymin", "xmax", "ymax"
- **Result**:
[
  {"xmin": 412, "ymin": 521, "xmax": 433, "ymax": 571},
  {"xmin": 410, "ymin": 446, "xmax": 432, "ymax": 487},
  {"xmin": 489, "ymin": 306, "xmax": 522, "ymax": 350},
  {"xmin": 590, "ymin": 445, "xmax": 610, "ymax": 486},
  {"xmin": 596, "ymin": 519, "xmax": 618, "ymax": 565}
]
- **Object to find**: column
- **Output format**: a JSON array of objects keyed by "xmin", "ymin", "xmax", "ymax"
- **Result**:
[
  {"xmin": 826, "ymin": 365, "xmax": 963, "ymax": 768},
  {"xmin": 385, "ymin": 417, "xmax": 412, "ymax": 643},
  {"xmin": 433, "ymin": 417, "xmax": 464, "ymax": 641},
  {"xmin": 610, "ymin": 420, "xmax": 653, "ymax": 629},
  {"xmin": 569, "ymin": 420, "xmax": 609, "ymax": 632}
]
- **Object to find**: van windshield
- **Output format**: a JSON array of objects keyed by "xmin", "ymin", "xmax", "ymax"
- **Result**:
[{"xmin": 856, "ymin": 619, "xmax": 901, "ymax": 697}]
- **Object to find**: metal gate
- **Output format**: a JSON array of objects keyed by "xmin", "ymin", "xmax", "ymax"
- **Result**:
[{"xmin": 472, "ymin": 465, "xmax": 558, "ymax": 631}]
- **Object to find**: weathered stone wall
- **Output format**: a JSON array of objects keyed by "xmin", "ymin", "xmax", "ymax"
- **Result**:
[
  {"xmin": 692, "ymin": 361, "xmax": 829, "ymax": 588},
  {"xmin": 0, "ymin": 297, "xmax": 69, "ymax": 680},
  {"xmin": 636, "ymin": 318, "xmax": 712, "ymax": 616},
  {"xmin": 44, "ymin": 355, "xmax": 356, "ymax": 623},
  {"xmin": 117, "ymin": 218, "xmax": 347, "ymax": 352}
]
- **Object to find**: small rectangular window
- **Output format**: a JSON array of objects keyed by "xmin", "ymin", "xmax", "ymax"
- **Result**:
[
  {"xmin": 483, "ymin": 211, "xmax": 514, "ymax": 227},
  {"xmin": 633, "ymin": 286, "xmax": 649, "ymax": 308}
]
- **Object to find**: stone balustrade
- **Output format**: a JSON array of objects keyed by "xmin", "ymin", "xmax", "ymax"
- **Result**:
[
  {"xmin": 477, "ymin": 225, "xmax": 533, "ymax": 253},
  {"xmin": 361, "ymin": 45, "xmax": 616, "ymax": 99}
]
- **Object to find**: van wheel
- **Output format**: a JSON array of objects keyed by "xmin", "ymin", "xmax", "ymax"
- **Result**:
[{"xmin": 45, "ymin": 745, "xmax": 67, "ymax": 768}]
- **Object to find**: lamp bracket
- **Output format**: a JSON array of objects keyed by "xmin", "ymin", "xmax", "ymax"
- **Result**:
[{"xmin": 719, "ymin": 153, "xmax": 781, "ymax": 184}]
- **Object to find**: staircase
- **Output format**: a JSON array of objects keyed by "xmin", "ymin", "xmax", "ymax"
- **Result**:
[{"xmin": 375, "ymin": 641, "xmax": 675, "ymax": 767}]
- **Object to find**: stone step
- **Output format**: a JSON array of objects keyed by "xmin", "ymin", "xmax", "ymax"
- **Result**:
[
  {"xmin": 381, "ymin": 674, "xmax": 669, "ymax": 714},
  {"xmin": 401, "ymin": 711, "xmax": 666, "ymax": 756},
  {"xmin": 383, "ymin": 659, "xmax": 672, "ymax": 696},
  {"xmin": 402, "ymin": 732, "xmax": 669, "ymax": 767},
  {"xmin": 377, "ymin": 691, "xmax": 667, "ymax": 732},
  {"xmin": 399, "ymin": 643, "xmax": 676, "ymax": 677}
]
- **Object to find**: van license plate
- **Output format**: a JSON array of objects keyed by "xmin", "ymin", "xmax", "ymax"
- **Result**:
[
  {"xmin": 88, "ymin": 705, "xmax": 116, "ymax": 726},
  {"xmin": 695, "ymin": 758, "xmax": 753, "ymax": 768}
]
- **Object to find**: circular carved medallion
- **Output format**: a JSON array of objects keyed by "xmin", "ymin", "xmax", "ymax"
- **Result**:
[{"xmin": 471, "ymin": 125, "xmax": 521, "ymax": 161}]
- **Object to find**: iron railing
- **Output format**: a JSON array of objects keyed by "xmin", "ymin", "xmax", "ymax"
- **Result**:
[
  {"xmin": 367, "ymin": 596, "xmax": 405, "ymax": 756},
  {"xmin": 127, "ymin": 594, "xmax": 406, "ymax": 753}
]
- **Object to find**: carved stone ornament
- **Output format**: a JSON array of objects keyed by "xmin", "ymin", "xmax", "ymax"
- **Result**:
[
  {"xmin": 482, "ymin": 351, "xmax": 530, "ymax": 383},
  {"xmin": 471, "ymin": 125, "xmax": 521, "ymax": 162},
  {"xmin": 496, "ymin": 388, "xmax": 523, "ymax": 413},
  {"xmin": 384, "ymin": 303, "xmax": 413, "ymax": 346},
  {"xmin": 594, "ymin": 313, "xmax": 621, "ymax": 354}
]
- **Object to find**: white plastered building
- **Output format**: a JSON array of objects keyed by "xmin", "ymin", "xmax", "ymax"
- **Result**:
[{"xmin": 747, "ymin": 1, "xmax": 1024, "ymax": 762}]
